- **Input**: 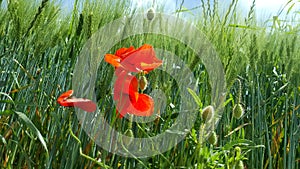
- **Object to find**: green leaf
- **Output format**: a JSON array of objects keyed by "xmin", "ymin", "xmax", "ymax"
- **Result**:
[
  {"xmin": 0, "ymin": 110, "xmax": 14, "ymax": 115},
  {"xmin": 0, "ymin": 100, "xmax": 15, "ymax": 104},
  {"xmin": 222, "ymin": 139, "xmax": 265, "ymax": 151},
  {"xmin": 14, "ymin": 111, "xmax": 49, "ymax": 154},
  {"xmin": 287, "ymin": 3, "xmax": 295, "ymax": 15},
  {"xmin": 0, "ymin": 92, "xmax": 15, "ymax": 105},
  {"xmin": 187, "ymin": 88, "xmax": 202, "ymax": 107},
  {"xmin": 224, "ymin": 96, "xmax": 233, "ymax": 107}
]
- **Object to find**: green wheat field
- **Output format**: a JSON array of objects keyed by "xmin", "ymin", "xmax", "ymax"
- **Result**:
[{"xmin": 0, "ymin": 0, "xmax": 299, "ymax": 168}]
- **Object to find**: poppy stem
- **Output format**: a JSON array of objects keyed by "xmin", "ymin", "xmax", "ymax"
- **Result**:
[{"xmin": 128, "ymin": 114, "xmax": 133, "ymax": 129}]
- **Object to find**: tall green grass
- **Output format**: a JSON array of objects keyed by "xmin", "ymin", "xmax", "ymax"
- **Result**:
[{"xmin": 0, "ymin": 0, "xmax": 299, "ymax": 168}]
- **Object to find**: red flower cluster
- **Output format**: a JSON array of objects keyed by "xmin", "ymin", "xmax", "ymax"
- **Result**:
[
  {"xmin": 105, "ymin": 44, "xmax": 162, "ymax": 118},
  {"xmin": 57, "ymin": 90, "xmax": 96, "ymax": 112}
]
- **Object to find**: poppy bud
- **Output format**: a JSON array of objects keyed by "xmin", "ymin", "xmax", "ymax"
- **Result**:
[
  {"xmin": 122, "ymin": 129, "xmax": 134, "ymax": 146},
  {"xmin": 139, "ymin": 76, "xmax": 148, "ymax": 91},
  {"xmin": 201, "ymin": 105, "xmax": 214, "ymax": 122},
  {"xmin": 147, "ymin": 8, "xmax": 155, "ymax": 21},
  {"xmin": 233, "ymin": 103, "xmax": 244, "ymax": 119},
  {"xmin": 235, "ymin": 146, "xmax": 242, "ymax": 158},
  {"xmin": 207, "ymin": 131, "xmax": 217, "ymax": 145}
]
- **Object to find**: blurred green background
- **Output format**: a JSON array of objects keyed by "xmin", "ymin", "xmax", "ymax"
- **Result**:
[{"xmin": 0, "ymin": 0, "xmax": 299, "ymax": 168}]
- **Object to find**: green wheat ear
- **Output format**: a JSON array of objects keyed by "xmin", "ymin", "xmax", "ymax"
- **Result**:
[
  {"xmin": 201, "ymin": 105, "xmax": 214, "ymax": 122},
  {"xmin": 87, "ymin": 12, "xmax": 93, "ymax": 38}
]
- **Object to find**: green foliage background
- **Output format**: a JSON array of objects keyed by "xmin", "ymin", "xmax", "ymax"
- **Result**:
[{"xmin": 0, "ymin": 0, "xmax": 299, "ymax": 168}]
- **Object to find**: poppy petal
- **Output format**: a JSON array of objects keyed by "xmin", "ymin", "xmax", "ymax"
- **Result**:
[
  {"xmin": 115, "ymin": 93, "xmax": 154, "ymax": 118},
  {"xmin": 114, "ymin": 93, "xmax": 131, "ymax": 118},
  {"xmin": 128, "ymin": 93, "xmax": 154, "ymax": 116},
  {"xmin": 105, "ymin": 54, "xmax": 122, "ymax": 68},
  {"xmin": 113, "ymin": 71, "xmax": 138, "ymax": 99},
  {"xmin": 116, "ymin": 110, "xmax": 124, "ymax": 118},
  {"xmin": 113, "ymin": 71, "xmax": 139, "ymax": 118},
  {"xmin": 120, "ymin": 44, "xmax": 162, "ymax": 72},
  {"xmin": 57, "ymin": 90, "xmax": 74, "ymax": 106},
  {"xmin": 57, "ymin": 90, "xmax": 97, "ymax": 112},
  {"xmin": 140, "ymin": 62, "xmax": 163, "ymax": 72},
  {"xmin": 72, "ymin": 98, "xmax": 97, "ymax": 112},
  {"xmin": 105, "ymin": 44, "xmax": 162, "ymax": 118},
  {"xmin": 138, "ymin": 44, "xmax": 152, "ymax": 50},
  {"xmin": 115, "ymin": 46, "xmax": 135, "ymax": 59}
]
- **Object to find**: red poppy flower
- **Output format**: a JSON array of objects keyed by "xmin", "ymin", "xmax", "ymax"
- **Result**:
[
  {"xmin": 105, "ymin": 44, "xmax": 162, "ymax": 74},
  {"xmin": 105, "ymin": 44, "xmax": 161, "ymax": 118},
  {"xmin": 57, "ymin": 90, "xmax": 97, "ymax": 112},
  {"xmin": 113, "ymin": 70, "xmax": 154, "ymax": 118}
]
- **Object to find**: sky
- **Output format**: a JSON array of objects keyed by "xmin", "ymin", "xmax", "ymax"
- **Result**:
[
  {"xmin": 58, "ymin": 0, "xmax": 299, "ymax": 21},
  {"xmin": 60, "ymin": 0, "xmax": 299, "ymax": 18},
  {"xmin": 132, "ymin": 0, "xmax": 299, "ymax": 17},
  {"xmin": 1, "ymin": 0, "xmax": 298, "ymax": 18}
]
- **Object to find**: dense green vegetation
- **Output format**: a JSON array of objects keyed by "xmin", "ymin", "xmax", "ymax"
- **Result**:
[{"xmin": 0, "ymin": 0, "xmax": 299, "ymax": 168}]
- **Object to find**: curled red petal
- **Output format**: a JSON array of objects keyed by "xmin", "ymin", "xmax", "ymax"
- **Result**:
[
  {"xmin": 128, "ymin": 93, "xmax": 154, "ymax": 116},
  {"xmin": 115, "ymin": 93, "xmax": 154, "ymax": 118},
  {"xmin": 140, "ymin": 62, "xmax": 163, "ymax": 73},
  {"xmin": 113, "ymin": 70, "xmax": 138, "ymax": 100},
  {"xmin": 105, "ymin": 54, "xmax": 122, "ymax": 68},
  {"xmin": 72, "ymin": 98, "xmax": 97, "ymax": 112},
  {"xmin": 114, "ymin": 93, "xmax": 131, "ymax": 118},
  {"xmin": 120, "ymin": 44, "xmax": 162, "ymax": 72},
  {"xmin": 57, "ymin": 90, "xmax": 97, "ymax": 112},
  {"xmin": 57, "ymin": 90, "xmax": 74, "ymax": 106},
  {"xmin": 115, "ymin": 46, "xmax": 135, "ymax": 59},
  {"xmin": 113, "ymin": 71, "xmax": 139, "ymax": 118}
]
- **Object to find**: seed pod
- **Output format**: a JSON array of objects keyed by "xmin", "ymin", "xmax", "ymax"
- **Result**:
[
  {"xmin": 201, "ymin": 105, "xmax": 214, "ymax": 122},
  {"xmin": 233, "ymin": 103, "xmax": 244, "ymax": 119},
  {"xmin": 147, "ymin": 8, "xmax": 155, "ymax": 21},
  {"xmin": 139, "ymin": 76, "xmax": 148, "ymax": 91},
  {"xmin": 207, "ymin": 131, "xmax": 217, "ymax": 145}
]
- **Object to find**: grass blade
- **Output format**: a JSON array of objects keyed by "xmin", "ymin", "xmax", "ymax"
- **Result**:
[
  {"xmin": 14, "ymin": 111, "xmax": 49, "ymax": 154},
  {"xmin": 187, "ymin": 87, "xmax": 202, "ymax": 108}
]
